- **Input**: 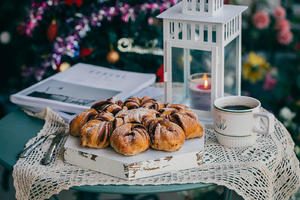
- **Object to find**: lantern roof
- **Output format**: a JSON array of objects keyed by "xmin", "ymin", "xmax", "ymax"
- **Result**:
[{"xmin": 157, "ymin": 2, "xmax": 247, "ymax": 24}]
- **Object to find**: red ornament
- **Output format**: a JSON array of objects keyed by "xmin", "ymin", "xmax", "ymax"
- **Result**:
[
  {"xmin": 74, "ymin": 0, "xmax": 82, "ymax": 6},
  {"xmin": 156, "ymin": 64, "xmax": 164, "ymax": 82},
  {"xmin": 80, "ymin": 47, "xmax": 93, "ymax": 57},
  {"xmin": 47, "ymin": 20, "xmax": 58, "ymax": 42},
  {"xmin": 64, "ymin": 0, "xmax": 82, "ymax": 6}
]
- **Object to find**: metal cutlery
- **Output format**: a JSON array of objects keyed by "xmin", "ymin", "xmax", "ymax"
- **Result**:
[
  {"xmin": 19, "ymin": 127, "xmax": 65, "ymax": 158},
  {"xmin": 40, "ymin": 129, "xmax": 68, "ymax": 165}
]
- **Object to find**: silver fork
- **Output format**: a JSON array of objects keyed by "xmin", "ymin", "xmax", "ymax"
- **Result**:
[
  {"xmin": 19, "ymin": 127, "xmax": 65, "ymax": 158},
  {"xmin": 40, "ymin": 129, "xmax": 68, "ymax": 165}
]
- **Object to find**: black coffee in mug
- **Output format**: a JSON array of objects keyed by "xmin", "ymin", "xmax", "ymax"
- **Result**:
[{"xmin": 222, "ymin": 105, "xmax": 253, "ymax": 110}]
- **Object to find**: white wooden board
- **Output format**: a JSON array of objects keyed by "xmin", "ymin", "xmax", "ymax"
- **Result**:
[{"xmin": 64, "ymin": 129, "xmax": 205, "ymax": 180}]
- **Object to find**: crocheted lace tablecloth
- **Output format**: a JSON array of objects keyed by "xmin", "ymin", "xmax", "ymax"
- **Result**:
[{"xmin": 13, "ymin": 108, "xmax": 300, "ymax": 200}]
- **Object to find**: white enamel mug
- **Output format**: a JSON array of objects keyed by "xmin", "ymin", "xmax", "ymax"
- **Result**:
[{"xmin": 213, "ymin": 96, "xmax": 274, "ymax": 148}]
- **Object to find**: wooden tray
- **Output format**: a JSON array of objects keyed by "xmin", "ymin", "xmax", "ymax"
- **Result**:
[{"xmin": 64, "ymin": 130, "xmax": 205, "ymax": 180}]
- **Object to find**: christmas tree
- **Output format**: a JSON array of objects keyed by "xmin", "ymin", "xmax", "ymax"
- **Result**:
[{"xmin": 16, "ymin": 0, "xmax": 174, "ymax": 84}]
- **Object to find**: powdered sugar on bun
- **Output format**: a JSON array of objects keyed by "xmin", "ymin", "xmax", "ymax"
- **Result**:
[{"xmin": 116, "ymin": 108, "xmax": 158, "ymax": 123}]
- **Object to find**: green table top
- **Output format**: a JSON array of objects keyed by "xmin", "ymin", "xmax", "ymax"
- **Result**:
[{"xmin": 0, "ymin": 109, "xmax": 211, "ymax": 194}]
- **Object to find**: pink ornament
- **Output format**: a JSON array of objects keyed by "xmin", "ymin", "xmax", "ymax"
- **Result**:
[
  {"xmin": 148, "ymin": 17, "xmax": 154, "ymax": 25},
  {"xmin": 277, "ymin": 30, "xmax": 293, "ymax": 45},
  {"xmin": 252, "ymin": 11, "xmax": 270, "ymax": 29},
  {"xmin": 263, "ymin": 73, "xmax": 277, "ymax": 91},
  {"xmin": 273, "ymin": 6, "xmax": 286, "ymax": 20},
  {"xmin": 275, "ymin": 19, "xmax": 290, "ymax": 32}
]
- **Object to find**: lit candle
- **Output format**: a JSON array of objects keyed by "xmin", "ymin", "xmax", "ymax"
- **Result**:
[{"xmin": 189, "ymin": 73, "xmax": 211, "ymax": 111}]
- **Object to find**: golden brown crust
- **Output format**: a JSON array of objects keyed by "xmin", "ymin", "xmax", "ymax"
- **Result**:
[
  {"xmin": 69, "ymin": 109, "xmax": 98, "ymax": 137},
  {"xmin": 170, "ymin": 109, "xmax": 203, "ymax": 139},
  {"xmin": 110, "ymin": 123, "xmax": 150, "ymax": 156},
  {"xmin": 144, "ymin": 118, "xmax": 185, "ymax": 152},
  {"xmin": 80, "ymin": 120, "xmax": 112, "ymax": 148}
]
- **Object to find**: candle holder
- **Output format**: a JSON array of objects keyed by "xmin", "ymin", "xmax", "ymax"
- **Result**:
[
  {"xmin": 189, "ymin": 73, "xmax": 211, "ymax": 111},
  {"xmin": 157, "ymin": 0, "xmax": 247, "ymax": 118}
]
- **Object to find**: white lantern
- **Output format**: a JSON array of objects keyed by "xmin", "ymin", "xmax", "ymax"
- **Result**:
[{"xmin": 157, "ymin": 0, "xmax": 247, "ymax": 119}]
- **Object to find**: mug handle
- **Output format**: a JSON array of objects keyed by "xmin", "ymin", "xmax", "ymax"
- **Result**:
[{"xmin": 252, "ymin": 111, "xmax": 274, "ymax": 135}]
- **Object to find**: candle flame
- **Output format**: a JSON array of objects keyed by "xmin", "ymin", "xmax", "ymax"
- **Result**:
[
  {"xmin": 203, "ymin": 73, "xmax": 208, "ymax": 89},
  {"xmin": 204, "ymin": 79, "xmax": 208, "ymax": 89}
]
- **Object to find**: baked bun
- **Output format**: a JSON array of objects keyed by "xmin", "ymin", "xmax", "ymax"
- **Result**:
[
  {"xmin": 80, "ymin": 120, "xmax": 111, "ymax": 148},
  {"xmin": 69, "ymin": 109, "xmax": 98, "ymax": 137},
  {"xmin": 70, "ymin": 97, "xmax": 203, "ymax": 154},
  {"xmin": 80, "ymin": 118, "xmax": 124, "ymax": 148},
  {"xmin": 91, "ymin": 98, "xmax": 122, "ymax": 114},
  {"xmin": 170, "ymin": 109, "xmax": 203, "ymax": 139},
  {"xmin": 124, "ymin": 97, "xmax": 141, "ymax": 109},
  {"xmin": 110, "ymin": 123, "xmax": 150, "ymax": 156},
  {"xmin": 140, "ymin": 96, "xmax": 165, "ymax": 111},
  {"xmin": 143, "ymin": 117, "xmax": 185, "ymax": 152}
]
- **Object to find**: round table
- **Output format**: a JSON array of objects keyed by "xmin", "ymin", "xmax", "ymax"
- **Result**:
[{"xmin": 0, "ymin": 110, "xmax": 234, "ymax": 200}]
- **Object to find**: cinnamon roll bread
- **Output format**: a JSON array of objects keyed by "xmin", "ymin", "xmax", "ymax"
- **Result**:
[
  {"xmin": 69, "ymin": 109, "xmax": 98, "ymax": 137},
  {"xmin": 110, "ymin": 123, "xmax": 150, "ymax": 156},
  {"xmin": 91, "ymin": 98, "xmax": 123, "ymax": 114},
  {"xmin": 69, "ymin": 97, "xmax": 203, "ymax": 155},
  {"xmin": 80, "ymin": 118, "xmax": 124, "ymax": 148},
  {"xmin": 124, "ymin": 96, "xmax": 165, "ymax": 111},
  {"xmin": 124, "ymin": 97, "xmax": 141, "ymax": 109},
  {"xmin": 143, "ymin": 117, "xmax": 185, "ymax": 152},
  {"xmin": 140, "ymin": 96, "xmax": 165, "ymax": 111},
  {"xmin": 169, "ymin": 109, "xmax": 203, "ymax": 139}
]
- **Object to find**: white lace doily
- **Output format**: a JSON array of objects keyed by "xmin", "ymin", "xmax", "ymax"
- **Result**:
[{"xmin": 13, "ymin": 108, "xmax": 300, "ymax": 200}]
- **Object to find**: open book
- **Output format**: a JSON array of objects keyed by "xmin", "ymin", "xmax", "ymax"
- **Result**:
[{"xmin": 10, "ymin": 63, "xmax": 156, "ymax": 114}]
